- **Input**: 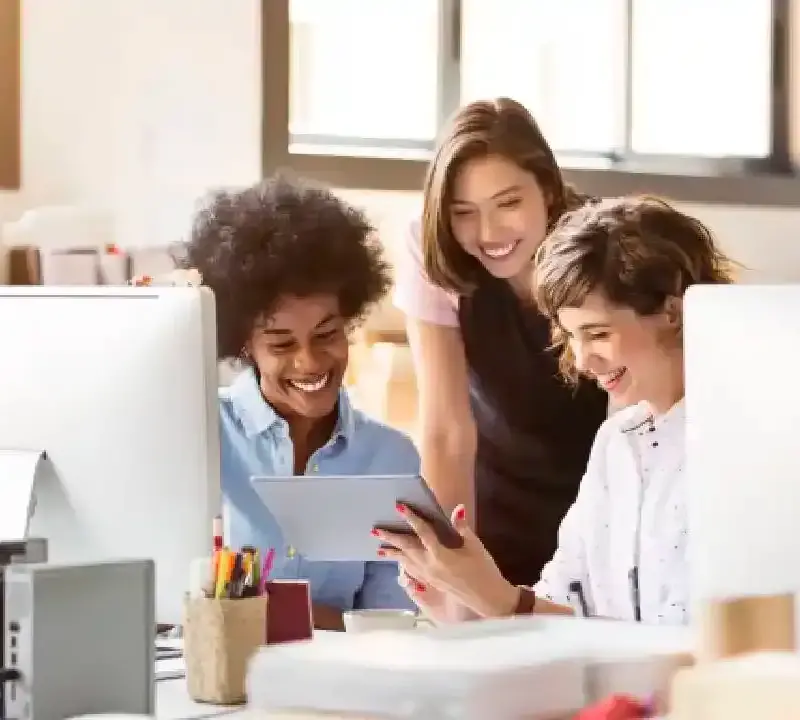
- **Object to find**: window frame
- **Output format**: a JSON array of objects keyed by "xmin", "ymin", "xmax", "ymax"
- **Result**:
[
  {"xmin": 261, "ymin": 0, "xmax": 800, "ymax": 206},
  {"xmin": 0, "ymin": 0, "xmax": 21, "ymax": 190}
]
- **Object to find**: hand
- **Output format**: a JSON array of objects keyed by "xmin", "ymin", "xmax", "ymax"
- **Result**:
[
  {"xmin": 374, "ymin": 503, "xmax": 519, "ymax": 619},
  {"xmin": 397, "ymin": 568, "xmax": 450, "ymax": 624}
]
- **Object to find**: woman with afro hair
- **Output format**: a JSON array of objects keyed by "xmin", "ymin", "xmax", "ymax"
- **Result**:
[{"xmin": 184, "ymin": 175, "xmax": 420, "ymax": 629}]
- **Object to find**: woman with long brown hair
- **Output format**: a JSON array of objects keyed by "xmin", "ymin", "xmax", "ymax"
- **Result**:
[{"xmin": 394, "ymin": 98, "xmax": 608, "ymax": 586}]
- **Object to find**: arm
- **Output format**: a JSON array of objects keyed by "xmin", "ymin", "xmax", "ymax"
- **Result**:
[
  {"xmin": 476, "ymin": 441, "xmax": 605, "ymax": 619},
  {"xmin": 394, "ymin": 218, "xmax": 476, "ymax": 520},
  {"xmin": 406, "ymin": 318, "xmax": 477, "ymax": 521},
  {"xmin": 443, "ymin": 496, "xmax": 589, "ymax": 619}
]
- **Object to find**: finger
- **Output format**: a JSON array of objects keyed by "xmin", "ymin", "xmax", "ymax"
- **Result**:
[
  {"xmin": 372, "ymin": 528, "xmax": 422, "ymax": 553},
  {"xmin": 376, "ymin": 546, "xmax": 403, "ymax": 562},
  {"xmin": 395, "ymin": 503, "xmax": 440, "ymax": 552},
  {"xmin": 398, "ymin": 568, "xmax": 427, "ymax": 594},
  {"xmin": 450, "ymin": 504, "xmax": 470, "ymax": 536}
]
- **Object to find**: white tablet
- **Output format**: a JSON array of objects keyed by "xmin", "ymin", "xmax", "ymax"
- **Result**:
[{"xmin": 250, "ymin": 474, "xmax": 462, "ymax": 562}]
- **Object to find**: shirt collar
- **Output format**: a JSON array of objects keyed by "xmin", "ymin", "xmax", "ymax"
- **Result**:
[
  {"xmin": 618, "ymin": 398, "xmax": 685, "ymax": 434},
  {"xmin": 228, "ymin": 366, "xmax": 356, "ymax": 442}
]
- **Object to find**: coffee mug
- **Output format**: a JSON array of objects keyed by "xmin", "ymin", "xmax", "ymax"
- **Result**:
[{"xmin": 343, "ymin": 609, "xmax": 417, "ymax": 633}]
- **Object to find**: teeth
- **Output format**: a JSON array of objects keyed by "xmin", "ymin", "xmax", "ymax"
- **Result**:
[
  {"xmin": 483, "ymin": 242, "xmax": 518, "ymax": 259},
  {"xmin": 598, "ymin": 368, "xmax": 625, "ymax": 384},
  {"xmin": 290, "ymin": 373, "xmax": 329, "ymax": 393}
]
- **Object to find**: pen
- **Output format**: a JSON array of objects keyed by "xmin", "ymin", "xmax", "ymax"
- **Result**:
[
  {"xmin": 568, "ymin": 580, "xmax": 590, "ymax": 617},
  {"xmin": 628, "ymin": 567, "xmax": 642, "ymax": 622}
]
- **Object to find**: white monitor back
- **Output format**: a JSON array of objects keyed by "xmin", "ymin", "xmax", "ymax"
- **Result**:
[
  {"xmin": 0, "ymin": 286, "xmax": 221, "ymax": 625},
  {"xmin": 684, "ymin": 284, "xmax": 800, "ymax": 622}
]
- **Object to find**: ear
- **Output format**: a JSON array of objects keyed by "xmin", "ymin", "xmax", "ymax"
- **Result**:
[{"xmin": 663, "ymin": 295, "xmax": 683, "ymax": 330}]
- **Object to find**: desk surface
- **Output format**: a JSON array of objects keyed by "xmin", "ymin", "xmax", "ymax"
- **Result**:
[{"xmin": 157, "ymin": 679, "xmax": 366, "ymax": 720}]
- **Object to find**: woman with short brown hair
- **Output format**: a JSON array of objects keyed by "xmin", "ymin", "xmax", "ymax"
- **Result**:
[
  {"xmin": 394, "ymin": 98, "xmax": 607, "ymax": 586},
  {"xmin": 380, "ymin": 195, "xmax": 736, "ymax": 624}
]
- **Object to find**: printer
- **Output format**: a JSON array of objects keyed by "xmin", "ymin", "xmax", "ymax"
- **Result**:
[{"xmin": 1, "ymin": 540, "xmax": 155, "ymax": 720}]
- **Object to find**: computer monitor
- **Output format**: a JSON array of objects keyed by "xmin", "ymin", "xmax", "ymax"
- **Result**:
[
  {"xmin": 684, "ymin": 284, "xmax": 800, "ymax": 617},
  {"xmin": 0, "ymin": 286, "xmax": 221, "ymax": 625}
]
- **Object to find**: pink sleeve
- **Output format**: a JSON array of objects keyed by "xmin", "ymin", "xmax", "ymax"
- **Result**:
[{"xmin": 392, "ymin": 218, "xmax": 459, "ymax": 327}]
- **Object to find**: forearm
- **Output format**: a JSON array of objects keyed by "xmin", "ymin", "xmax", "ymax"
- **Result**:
[
  {"xmin": 312, "ymin": 602, "xmax": 345, "ymax": 631},
  {"xmin": 419, "ymin": 427, "xmax": 477, "ymax": 521}
]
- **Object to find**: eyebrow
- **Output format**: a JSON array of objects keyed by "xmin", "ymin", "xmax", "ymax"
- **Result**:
[
  {"xmin": 577, "ymin": 322, "xmax": 610, "ymax": 332},
  {"xmin": 261, "ymin": 313, "xmax": 338, "ymax": 335},
  {"xmin": 451, "ymin": 184, "xmax": 523, "ymax": 205}
]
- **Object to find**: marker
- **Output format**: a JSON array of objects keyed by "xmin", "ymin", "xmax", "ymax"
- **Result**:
[
  {"xmin": 568, "ymin": 580, "xmax": 590, "ymax": 617},
  {"xmin": 628, "ymin": 567, "xmax": 642, "ymax": 622},
  {"xmin": 259, "ymin": 548, "xmax": 276, "ymax": 596},
  {"xmin": 212, "ymin": 515, "xmax": 223, "ymax": 551},
  {"xmin": 214, "ymin": 550, "xmax": 232, "ymax": 599}
]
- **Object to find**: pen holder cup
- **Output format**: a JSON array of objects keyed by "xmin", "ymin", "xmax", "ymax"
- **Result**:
[{"xmin": 182, "ymin": 595, "xmax": 268, "ymax": 705}]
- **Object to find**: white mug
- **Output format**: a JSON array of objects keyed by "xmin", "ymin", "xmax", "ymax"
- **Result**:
[{"xmin": 343, "ymin": 609, "xmax": 417, "ymax": 633}]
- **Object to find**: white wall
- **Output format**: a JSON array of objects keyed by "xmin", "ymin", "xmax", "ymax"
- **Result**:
[
  {"xmin": 1, "ymin": 0, "xmax": 799, "ymax": 289},
  {"xmin": 0, "ymin": 0, "xmax": 263, "ymax": 245}
]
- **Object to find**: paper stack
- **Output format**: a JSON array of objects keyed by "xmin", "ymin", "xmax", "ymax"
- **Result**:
[{"xmin": 247, "ymin": 615, "xmax": 692, "ymax": 720}]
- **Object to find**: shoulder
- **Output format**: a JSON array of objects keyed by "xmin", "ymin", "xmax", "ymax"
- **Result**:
[
  {"xmin": 393, "ymin": 215, "xmax": 459, "ymax": 327},
  {"xmin": 349, "ymin": 407, "xmax": 420, "ymax": 473},
  {"xmin": 217, "ymin": 385, "xmax": 249, "ymax": 442}
]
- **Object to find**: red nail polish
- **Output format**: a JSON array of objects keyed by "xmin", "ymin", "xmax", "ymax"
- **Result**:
[
  {"xmin": 371, "ymin": 528, "xmax": 380, "ymax": 537},
  {"xmin": 414, "ymin": 581, "xmax": 426, "ymax": 593},
  {"xmin": 395, "ymin": 502, "xmax": 407, "ymax": 514},
  {"xmin": 377, "ymin": 549, "xmax": 386, "ymax": 557},
  {"xmin": 455, "ymin": 506, "xmax": 466, "ymax": 521}
]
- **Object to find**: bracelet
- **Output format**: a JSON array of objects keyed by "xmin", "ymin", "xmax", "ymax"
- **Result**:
[{"xmin": 513, "ymin": 585, "xmax": 537, "ymax": 615}]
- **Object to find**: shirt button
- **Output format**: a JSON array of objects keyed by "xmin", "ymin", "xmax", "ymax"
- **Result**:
[{"xmin": 312, "ymin": 464, "xmax": 319, "ymax": 473}]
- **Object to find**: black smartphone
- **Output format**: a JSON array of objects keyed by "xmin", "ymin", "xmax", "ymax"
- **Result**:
[{"xmin": 372, "ymin": 475, "xmax": 464, "ymax": 550}]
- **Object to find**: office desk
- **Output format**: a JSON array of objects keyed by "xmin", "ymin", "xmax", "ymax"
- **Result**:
[{"xmin": 157, "ymin": 679, "xmax": 369, "ymax": 720}]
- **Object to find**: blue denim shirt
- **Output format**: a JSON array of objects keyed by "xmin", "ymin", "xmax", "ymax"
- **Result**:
[{"xmin": 219, "ymin": 368, "xmax": 418, "ymax": 611}]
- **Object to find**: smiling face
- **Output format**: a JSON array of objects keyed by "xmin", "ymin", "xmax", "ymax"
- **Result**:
[
  {"xmin": 246, "ymin": 294, "xmax": 348, "ymax": 420},
  {"xmin": 448, "ymin": 155, "xmax": 549, "ymax": 281},
  {"xmin": 557, "ymin": 291, "xmax": 683, "ymax": 412}
]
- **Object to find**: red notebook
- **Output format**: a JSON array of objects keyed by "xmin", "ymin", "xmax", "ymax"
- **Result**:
[{"xmin": 264, "ymin": 580, "xmax": 313, "ymax": 645}]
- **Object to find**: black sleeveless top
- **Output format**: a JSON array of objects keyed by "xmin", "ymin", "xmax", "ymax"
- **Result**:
[{"xmin": 458, "ymin": 275, "xmax": 608, "ymax": 586}]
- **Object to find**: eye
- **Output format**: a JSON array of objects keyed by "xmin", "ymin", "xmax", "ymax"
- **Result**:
[
  {"xmin": 450, "ymin": 207, "xmax": 473, "ymax": 218},
  {"xmin": 315, "ymin": 328, "xmax": 339, "ymax": 341},
  {"xmin": 267, "ymin": 340, "xmax": 296, "ymax": 353},
  {"xmin": 587, "ymin": 331, "xmax": 610, "ymax": 341},
  {"xmin": 498, "ymin": 197, "xmax": 522, "ymax": 209}
]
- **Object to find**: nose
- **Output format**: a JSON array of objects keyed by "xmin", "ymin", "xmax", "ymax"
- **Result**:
[
  {"xmin": 479, "ymin": 212, "xmax": 500, "ymax": 246},
  {"xmin": 571, "ymin": 339, "xmax": 593, "ymax": 375},
  {"xmin": 292, "ymin": 343, "xmax": 324, "ymax": 375}
]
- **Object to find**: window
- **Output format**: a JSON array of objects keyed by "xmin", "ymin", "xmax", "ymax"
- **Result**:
[
  {"xmin": 264, "ymin": 0, "xmax": 794, "ymax": 194},
  {"xmin": 630, "ymin": 0, "xmax": 772, "ymax": 157},
  {"xmin": 289, "ymin": 0, "xmax": 441, "ymax": 156},
  {"xmin": 461, "ymin": 0, "xmax": 627, "ymax": 156},
  {"xmin": 0, "ymin": 0, "xmax": 20, "ymax": 189}
]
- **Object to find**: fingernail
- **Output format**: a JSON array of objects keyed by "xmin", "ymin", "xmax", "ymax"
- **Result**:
[
  {"xmin": 395, "ymin": 502, "xmax": 407, "ymax": 515},
  {"xmin": 413, "ymin": 581, "xmax": 426, "ymax": 593},
  {"xmin": 370, "ymin": 528, "xmax": 380, "ymax": 537},
  {"xmin": 377, "ymin": 549, "xmax": 386, "ymax": 557},
  {"xmin": 455, "ymin": 506, "xmax": 466, "ymax": 522}
]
